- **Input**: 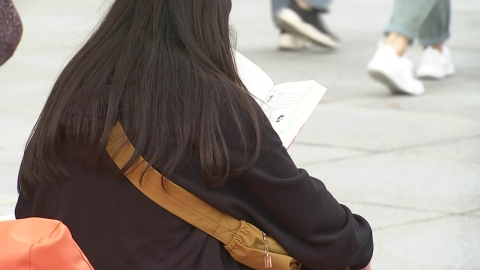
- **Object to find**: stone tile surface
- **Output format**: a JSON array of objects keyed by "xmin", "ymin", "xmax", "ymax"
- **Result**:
[
  {"xmin": 294, "ymin": 104, "xmax": 480, "ymax": 151},
  {"xmin": 407, "ymin": 137, "xmax": 480, "ymax": 165},
  {"xmin": 336, "ymin": 85, "xmax": 480, "ymax": 122},
  {"xmin": 305, "ymin": 152, "xmax": 480, "ymax": 213},
  {"xmin": 469, "ymin": 210, "xmax": 480, "ymax": 217},
  {"xmin": 372, "ymin": 216, "xmax": 480, "ymax": 269}
]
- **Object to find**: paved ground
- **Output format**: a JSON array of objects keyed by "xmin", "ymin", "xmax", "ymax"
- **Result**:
[{"xmin": 1, "ymin": 0, "xmax": 479, "ymax": 269}]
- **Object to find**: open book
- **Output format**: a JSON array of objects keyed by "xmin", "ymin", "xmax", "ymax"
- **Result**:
[{"xmin": 235, "ymin": 51, "xmax": 327, "ymax": 148}]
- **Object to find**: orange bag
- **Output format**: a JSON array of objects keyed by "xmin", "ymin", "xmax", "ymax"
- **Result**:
[{"xmin": 0, "ymin": 217, "xmax": 94, "ymax": 269}]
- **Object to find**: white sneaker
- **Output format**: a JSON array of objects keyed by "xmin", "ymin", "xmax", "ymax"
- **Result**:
[
  {"xmin": 375, "ymin": 40, "xmax": 415, "ymax": 70},
  {"xmin": 367, "ymin": 45, "xmax": 425, "ymax": 96},
  {"xmin": 416, "ymin": 46, "xmax": 455, "ymax": 79},
  {"xmin": 278, "ymin": 33, "xmax": 312, "ymax": 51}
]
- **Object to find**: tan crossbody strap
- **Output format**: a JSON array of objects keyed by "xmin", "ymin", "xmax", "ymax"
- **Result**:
[{"xmin": 106, "ymin": 122, "xmax": 242, "ymax": 245}]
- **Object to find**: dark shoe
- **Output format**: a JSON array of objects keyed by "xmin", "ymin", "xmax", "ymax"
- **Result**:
[{"xmin": 274, "ymin": 3, "xmax": 338, "ymax": 48}]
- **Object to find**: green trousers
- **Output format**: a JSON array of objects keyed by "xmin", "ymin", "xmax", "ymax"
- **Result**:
[{"xmin": 385, "ymin": 0, "xmax": 451, "ymax": 46}]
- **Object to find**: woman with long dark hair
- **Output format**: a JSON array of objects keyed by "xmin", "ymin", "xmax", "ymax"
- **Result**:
[{"xmin": 15, "ymin": 0, "xmax": 373, "ymax": 269}]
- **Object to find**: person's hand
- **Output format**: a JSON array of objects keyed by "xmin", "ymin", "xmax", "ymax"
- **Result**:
[{"xmin": 359, "ymin": 262, "xmax": 372, "ymax": 270}]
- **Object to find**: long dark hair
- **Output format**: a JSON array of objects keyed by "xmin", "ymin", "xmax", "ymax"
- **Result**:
[{"xmin": 18, "ymin": 0, "xmax": 262, "ymax": 195}]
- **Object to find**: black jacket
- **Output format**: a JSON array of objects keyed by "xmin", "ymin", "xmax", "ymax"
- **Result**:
[{"xmin": 15, "ymin": 97, "xmax": 373, "ymax": 270}]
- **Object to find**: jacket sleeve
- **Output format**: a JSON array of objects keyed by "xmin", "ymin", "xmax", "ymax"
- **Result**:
[{"xmin": 228, "ymin": 128, "xmax": 374, "ymax": 269}]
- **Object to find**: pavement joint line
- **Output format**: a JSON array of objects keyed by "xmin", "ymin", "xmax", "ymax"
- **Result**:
[
  {"xmin": 373, "ymin": 208, "xmax": 480, "ymax": 231},
  {"xmin": 296, "ymin": 134, "xmax": 480, "ymax": 154},
  {"xmin": 383, "ymin": 134, "xmax": 480, "ymax": 154},
  {"xmin": 452, "ymin": 213, "xmax": 480, "ymax": 219},
  {"xmin": 338, "ymin": 199, "xmax": 447, "ymax": 214},
  {"xmin": 449, "ymin": 208, "xmax": 480, "ymax": 218},
  {"xmin": 320, "ymin": 93, "xmax": 380, "ymax": 105},
  {"xmin": 373, "ymin": 214, "xmax": 451, "ymax": 231},
  {"xmin": 295, "ymin": 133, "xmax": 480, "ymax": 166},
  {"xmin": 320, "ymin": 91, "xmax": 443, "ymax": 105},
  {"xmin": 328, "ymin": 100, "xmax": 480, "ymax": 126},
  {"xmin": 293, "ymin": 141, "xmax": 375, "ymax": 153}
]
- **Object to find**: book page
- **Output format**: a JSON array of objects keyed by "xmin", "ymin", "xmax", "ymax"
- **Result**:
[
  {"xmin": 261, "ymin": 81, "xmax": 327, "ymax": 148},
  {"xmin": 235, "ymin": 51, "xmax": 274, "ymax": 101},
  {"xmin": 234, "ymin": 51, "xmax": 327, "ymax": 148}
]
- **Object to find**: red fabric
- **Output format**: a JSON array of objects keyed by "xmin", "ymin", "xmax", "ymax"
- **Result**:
[{"xmin": 0, "ymin": 218, "xmax": 93, "ymax": 270}]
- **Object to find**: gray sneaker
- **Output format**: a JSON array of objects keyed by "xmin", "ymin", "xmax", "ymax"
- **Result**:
[{"xmin": 278, "ymin": 32, "xmax": 312, "ymax": 51}]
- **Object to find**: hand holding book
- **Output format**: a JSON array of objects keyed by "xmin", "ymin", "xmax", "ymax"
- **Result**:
[{"xmin": 235, "ymin": 51, "xmax": 327, "ymax": 148}]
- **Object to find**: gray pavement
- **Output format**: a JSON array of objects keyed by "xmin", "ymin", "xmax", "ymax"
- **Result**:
[{"xmin": 1, "ymin": 0, "xmax": 479, "ymax": 268}]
